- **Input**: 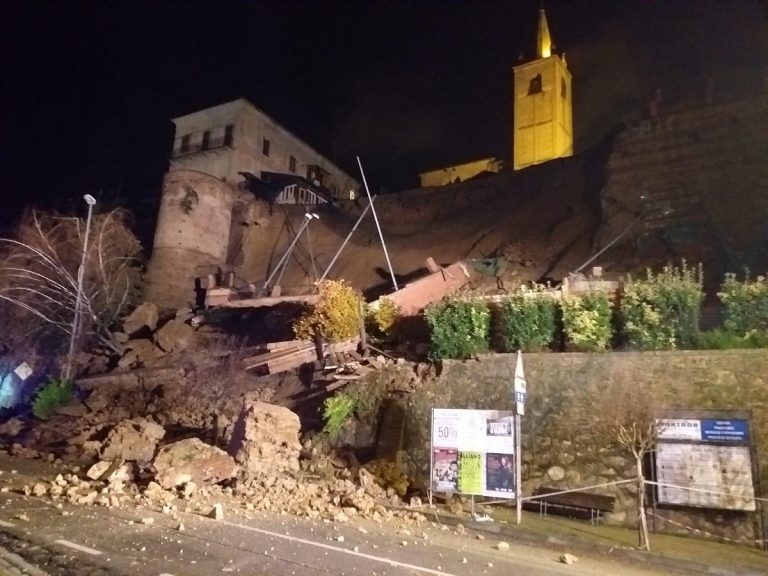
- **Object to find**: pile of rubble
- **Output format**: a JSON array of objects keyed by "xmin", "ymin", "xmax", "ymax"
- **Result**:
[
  {"xmin": 15, "ymin": 400, "xmax": 425, "ymax": 527},
  {"xmin": 111, "ymin": 302, "xmax": 198, "ymax": 371}
]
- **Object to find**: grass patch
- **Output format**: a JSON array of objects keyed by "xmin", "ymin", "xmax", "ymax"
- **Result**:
[{"xmin": 486, "ymin": 508, "xmax": 767, "ymax": 572}]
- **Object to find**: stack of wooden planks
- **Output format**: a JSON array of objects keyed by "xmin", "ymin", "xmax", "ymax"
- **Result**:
[{"xmin": 243, "ymin": 338, "xmax": 359, "ymax": 375}]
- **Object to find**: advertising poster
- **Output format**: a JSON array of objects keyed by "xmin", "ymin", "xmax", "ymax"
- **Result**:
[
  {"xmin": 430, "ymin": 409, "xmax": 517, "ymax": 499},
  {"xmin": 486, "ymin": 453, "xmax": 515, "ymax": 494},
  {"xmin": 432, "ymin": 449, "xmax": 459, "ymax": 492},
  {"xmin": 458, "ymin": 451, "xmax": 482, "ymax": 494}
]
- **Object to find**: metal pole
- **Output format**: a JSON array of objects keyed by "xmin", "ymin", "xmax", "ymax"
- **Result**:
[
  {"xmin": 305, "ymin": 218, "xmax": 318, "ymax": 283},
  {"xmin": 516, "ymin": 414, "xmax": 523, "ymax": 525},
  {"xmin": 275, "ymin": 213, "xmax": 318, "ymax": 289},
  {"xmin": 260, "ymin": 214, "xmax": 314, "ymax": 296},
  {"xmin": 64, "ymin": 195, "xmax": 96, "ymax": 381},
  {"xmin": 318, "ymin": 196, "xmax": 375, "ymax": 283},
  {"xmin": 356, "ymin": 157, "xmax": 398, "ymax": 291},
  {"xmin": 573, "ymin": 213, "xmax": 642, "ymax": 274}
]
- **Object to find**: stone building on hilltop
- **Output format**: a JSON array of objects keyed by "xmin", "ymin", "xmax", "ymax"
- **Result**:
[{"xmin": 169, "ymin": 98, "xmax": 360, "ymax": 203}]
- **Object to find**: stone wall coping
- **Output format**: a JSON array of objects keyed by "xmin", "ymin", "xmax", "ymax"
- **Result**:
[{"xmin": 442, "ymin": 349, "xmax": 768, "ymax": 364}]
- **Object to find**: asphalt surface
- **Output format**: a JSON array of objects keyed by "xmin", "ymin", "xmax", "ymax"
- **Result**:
[{"xmin": 0, "ymin": 486, "xmax": 676, "ymax": 576}]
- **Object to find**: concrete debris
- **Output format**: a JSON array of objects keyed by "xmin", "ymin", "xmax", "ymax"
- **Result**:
[
  {"xmin": 363, "ymin": 460, "xmax": 408, "ymax": 497},
  {"xmin": 118, "ymin": 339, "xmax": 163, "ymax": 369},
  {"xmin": 154, "ymin": 319, "xmax": 196, "ymax": 353},
  {"xmin": 100, "ymin": 418, "xmax": 165, "ymax": 462},
  {"xmin": 122, "ymin": 302, "xmax": 159, "ymax": 335},
  {"xmin": 86, "ymin": 460, "xmax": 112, "ymax": 480},
  {"xmin": 53, "ymin": 400, "xmax": 90, "ymax": 418},
  {"xmin": 10, "ymin": 444, "xmax": 39, "ymax": 459},
  {"xmin": 153, "ymin": 438, "xmax": 238, "ymax": 489},
  {"xmin": 495, "ymin": 541, "xmax": 510, "ymax": 551},
  {"xmin": 0, "ymin": 418, "xmax": 26, "ymax": 436},
  {"xmin": 144, "ymin": 481, "xmax": 174, "ymax": 503},
  {"xmin": 560, "ymin": 553, "xmax": 578, "ymax": 565},
  {"xmin": 210, "ymin": 503, "xmax": 224, "ymax": 520},
  {"xmin": 228, "ymin": 402, "xmax": 301, "ymax": 476},
  {"xmin": 181, "ymin": 481, "xmax": 198, "ymax": 499}
]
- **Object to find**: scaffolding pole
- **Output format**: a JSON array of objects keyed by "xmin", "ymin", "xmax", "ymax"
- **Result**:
[
  {"xmin": 357, "ymin": 156, "xmax": 398, "ymax": 291},
  {"xmin": 318, "ymin": 196, "xmax": 376, "ymax": 283},
  {"xmin": 260, "ymin": 213, "xmax": 316, "ymax": 295}
]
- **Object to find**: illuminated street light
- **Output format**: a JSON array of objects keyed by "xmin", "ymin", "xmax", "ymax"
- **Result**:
[{"xmin": 64, "ymin": 194, "xmax": 97, "ymax": 380}]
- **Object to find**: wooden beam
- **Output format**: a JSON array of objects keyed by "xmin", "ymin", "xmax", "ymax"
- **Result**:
[{"xmin": 218, "ymin": 295, "xmax": 320, "ymax": 309}]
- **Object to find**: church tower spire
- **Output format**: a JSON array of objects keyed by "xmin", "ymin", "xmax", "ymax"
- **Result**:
[
  {"xmin": 511, "ymin": 6, "xmax": 573, "ymax": 171},
  {"xmin": 537, "ymin": 8, "xmax": 552, "ymax": 59}
]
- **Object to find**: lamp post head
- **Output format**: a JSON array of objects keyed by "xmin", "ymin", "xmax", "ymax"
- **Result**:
[{"xmin": 83, "ymin": 194, "xmax": 97, "ymax": 206}]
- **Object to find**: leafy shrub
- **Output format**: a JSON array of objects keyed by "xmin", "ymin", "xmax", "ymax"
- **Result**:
[
  {"xmin": 32, "ymin": 377, "xmax": 73, "ymax": 420},
  {"xmin": 424, "ymin": 296, "xmax": 490, "ymax": 360},
  {"xmin": 620, "ymin": 262, "xmax": 704, "ymax": 350},
  {"xmin": 719, "ymin": 273, "xmax": 768, "ymax": 334},
  {"xmin": 561, "ymin": 291, "xmax": 613, "ymax": 351},
  {"xmin": 497, "ymin": 285, "xmax": 556, "ymax": 351},
  {"xmin": 697, "ymin": 328, "xmax": 768, "ymax": 350},
  {"xmin": 366, "ymin": 297, "xmax": 400, "ymax": 338},
  {"xmin": 294, "ymin": 280, "xmax": 362, "ymax": 342},
  {"xmin": 322, "ymin": 393, "xmax": 358, "ymax": 438}
]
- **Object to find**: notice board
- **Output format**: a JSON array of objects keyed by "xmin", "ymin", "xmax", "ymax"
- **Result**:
[
  {"xmin": 655, "ymin": 416, "xmax": 755, "ymax": 511},
  {"xmin": 430, "ymin": 409, "xmax": 517, "ymax": 499}
]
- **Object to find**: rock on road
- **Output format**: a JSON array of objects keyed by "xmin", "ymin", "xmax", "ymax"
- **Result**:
[{"xmin": 0, "ymin": 488, "xmax": 675, "ymax": 576}]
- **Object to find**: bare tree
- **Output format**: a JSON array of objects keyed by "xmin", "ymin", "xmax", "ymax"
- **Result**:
[
  {"xmin": 0, "ymin": 209, "xmax": 142, "ymax": 359},
  {"xmin": 580, "ymin": 376, "xmax": 658, "ymax": 551}
]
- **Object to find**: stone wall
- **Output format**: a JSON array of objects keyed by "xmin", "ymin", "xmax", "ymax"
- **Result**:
[
  {"xmin": 146, "ymin": 170, "xmax": 238, "ymax": 309},
  {"xmin": 599, "ymin": 94, "xmax": 768, "ymax": 253},
  {"xmin": 403, "ymin": 350, "xmax": 768, "ymax": 541}
]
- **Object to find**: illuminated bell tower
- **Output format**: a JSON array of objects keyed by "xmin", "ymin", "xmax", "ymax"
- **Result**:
[{"xmin": 512, "ymin": 8, "xmax": 573, "ymax": 171}]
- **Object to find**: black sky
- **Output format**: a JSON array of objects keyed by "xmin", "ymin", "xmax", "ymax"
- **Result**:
[{"xmin": 2, "ymin": 1, "xmax": 766, "ymax": 226}]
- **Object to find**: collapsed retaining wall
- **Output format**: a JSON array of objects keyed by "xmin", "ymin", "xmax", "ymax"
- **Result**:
[{"xmin": 403, "ymin": 350, "xmax": 768, "ymax": 542}]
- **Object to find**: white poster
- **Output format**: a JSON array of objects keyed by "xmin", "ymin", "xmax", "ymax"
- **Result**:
[
  {"xmin": 656, "ymin": 443, "xmax": 755, "ymax": 511},
  {"xmin": 431, "ymin": 409, "xmax": 516, "ymax": 499}
]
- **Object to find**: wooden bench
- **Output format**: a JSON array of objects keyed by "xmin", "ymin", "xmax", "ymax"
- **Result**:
[{"xmin": 524, "ymin": 487, "xmax": 616, "ymax": 525}]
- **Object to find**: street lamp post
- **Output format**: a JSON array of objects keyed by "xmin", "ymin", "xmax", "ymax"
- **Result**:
[{"xmin": 64, "ymin": 194, "xmax": 97, "ymax": 381}]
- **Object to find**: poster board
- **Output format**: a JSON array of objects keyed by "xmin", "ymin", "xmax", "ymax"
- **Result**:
[
  {"xmin": 655, "ymin": 417, "xmax": 755, "ymax": 512},
  {"xmin": 431, "ymin": 409, "xmax": 516, "ymax": 499}
]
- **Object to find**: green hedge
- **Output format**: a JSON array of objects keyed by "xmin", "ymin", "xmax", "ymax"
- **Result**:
[
  {"xmin": 562, "ymin": 291, "xmax": 613, "ymax": 351},
  {"xmin": 497, "ymin": 286, "xmax": 556, "ymax": 352},
  {"xmin": 719, "ymin": 273, "xmax": 768, "ymax": 334},
  {"xmin": 620, "ymin": 263, "xmax": 704, "ymax": 350},
  {"xmin": 425, "ymin": 296, "xmax": 490, "ymax": 360},
  {"xmin": 421, "ymin": 266, "xmax": 768, "ymax": 355}
]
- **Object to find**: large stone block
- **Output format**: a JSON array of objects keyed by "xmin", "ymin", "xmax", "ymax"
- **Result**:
[
  {"xmin": 153, "ymin": 438, "xmax": 238, "ymax": 489},
  {"xmin": 100, "ymin": 418, "xmax": 165, "ymax": 462},
  {"xmin": 227, "ymin": 402, "xmax": 301, "ymax": 475},
  {"xmin": 122, "ymin": 302, "xmax": 159, "ymax": 335},
  {"xmin": 154, "ymin": 319, "xmax": 196, "ymax": 353}
]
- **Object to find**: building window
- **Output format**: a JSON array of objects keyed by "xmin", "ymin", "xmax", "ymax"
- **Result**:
[
  {"xmin": 561, "ymin": 78, "xmax": 567, "ymax": 99},
  {"xmin": 289, "ymin": 155, "xmax": 296, "ymax": 173},
  {"xmin": 528, "ymin": 74, "xmax": 543, "ymax": 95},
  {"xmin": 224, "ymin": 125, "xmax": 234, "ymax": 147},
  {"xmin": 180, "ymin": 135, "xmax": 190, "ymax": 153},
  {"xmin": 201, "ymin": 131, "xmax": 210, "ymax": 151},
  {"xmin": 262, "ymin": 138, "xmax": 271, "ymax": 156}
]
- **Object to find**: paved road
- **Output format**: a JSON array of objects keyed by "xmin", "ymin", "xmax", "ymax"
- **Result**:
[{"xmin": 0, "ymin": 488, "xmax": 676, "ymax": 576}]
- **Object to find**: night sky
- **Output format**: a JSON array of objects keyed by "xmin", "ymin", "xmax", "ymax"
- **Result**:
[{"xmin": 2, "ymin": 1, "xmax": 766, "ymax": 228}]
